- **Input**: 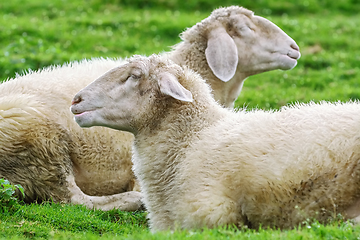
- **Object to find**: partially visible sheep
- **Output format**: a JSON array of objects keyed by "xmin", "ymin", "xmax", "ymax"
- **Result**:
[
  {"xmin": 0, "ymin": 58, "xmax": 142, "ymax": 211},
  {"xmin": 71, "ymin": 54, "xmax": 360, "ymax": 230},
  {"xmin": 167, "ymin": 6, "xmax": 300, "ymax": 108},
  {"xmin": 1, "ymin": 5, "xmax": 300, "ymax": 210}
]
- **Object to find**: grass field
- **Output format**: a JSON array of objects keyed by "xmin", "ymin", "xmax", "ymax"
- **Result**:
[{"xmin": 1, "ymin": 0, "xmax": 360, "ymax": 239}]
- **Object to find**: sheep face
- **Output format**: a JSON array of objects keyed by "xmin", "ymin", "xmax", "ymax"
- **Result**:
[
  {"xmin": 229, "ymin": 13, "xmax": 300, "ymax": 74},
  {"xmin": 70, "ymin": 55, "xmax": 192, "ymax": 134}
]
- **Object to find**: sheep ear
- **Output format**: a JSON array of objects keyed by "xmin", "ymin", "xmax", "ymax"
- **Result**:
[
  {"xmin": 205, "ymin": 27, "xmax": 238, "ymax": 82},
  {"xmin": 158, "ymin": 72, "xmax": 193, "ymax": 102}
]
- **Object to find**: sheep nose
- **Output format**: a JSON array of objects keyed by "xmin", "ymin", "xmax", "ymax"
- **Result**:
[
  {"xmin": 71, "ymin": 95, "xmax": 82, "ymax": 105},
  {"xmin": 291, "ymin": 42, "xmax": 300, "ymax": 52}
]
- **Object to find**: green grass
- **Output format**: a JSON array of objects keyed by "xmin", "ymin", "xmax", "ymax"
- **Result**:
[
  {"xmin": 1, "ymin": 0, "xmax": 360, "ymax": 239},
  {"xmin": 0, "ymin": 203, "xmax": 148, "ymax": 239},
  {"xmin": 1, "ymin": 202, "xmax": 360, "ymax": 240}
]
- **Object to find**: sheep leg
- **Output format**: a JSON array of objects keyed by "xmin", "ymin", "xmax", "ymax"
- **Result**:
[
  {"xmin": 66, "ymin": 175, "xmax": 143, "ymax": 211},
  {"xmin": 86, "ymin": 191, "xmax": 143, "ymax": 211},
  {"xmin": 181, "ymin": 191, "xmax": 245, "ymax": 229}
]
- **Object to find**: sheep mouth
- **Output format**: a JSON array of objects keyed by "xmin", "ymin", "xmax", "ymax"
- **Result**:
[
  {"xmin": 275, "ymin": 51, "xmax": 300, "ymax": 70},
  {"xmin": 72, "ymin": 109, "xmax": 98, "ymax": 128},
  {"xmin": 286, "ymin": 50, "xmax": 301, "ymax": 60},
  {"xmin": 71, "ymin": 106, "xmax": 95, "ymax": 117},
  {"xmin": 73, "ymin": 111, "xmax": 89, "ymax": 116}
]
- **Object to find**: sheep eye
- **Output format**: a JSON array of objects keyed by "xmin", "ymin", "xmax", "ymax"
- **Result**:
[
  {"xmin": 239, "ymin": 26, "xmax": 251, "ymax": 32},
  {"xmin": 131, "ymin": 74, "xmax": 141, "ymax": 79},
  {"xmin": 129, "ymin": 68, "xmax": 142, "ymax": 80},
  {"xmin": 124, "ymin": 73, "xmax": 141, "ymax": 82},
  {"xmin": 123, "ymin": 75, "xmax": 132, "ymax": 82}
]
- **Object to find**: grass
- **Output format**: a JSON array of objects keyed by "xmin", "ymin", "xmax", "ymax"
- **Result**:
[
  {"xmin": 1, "ymin": 202, "xmax": 360, "ymax": 240},
  {"xmin": 0, "ymin": 203, "xmax": 148, "ymax": 239},
  {"xmin": 1, "ymin": 0, "xmax": 360, "ymax": 239}
]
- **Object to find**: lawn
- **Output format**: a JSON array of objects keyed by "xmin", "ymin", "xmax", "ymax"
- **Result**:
[
  {"xmin": 1, "ymin": 0, "xmax": 360, "ymax": 239},
  {"xmin": 1, "ymin": 202, "xmax": 359, "ymax": 239}
]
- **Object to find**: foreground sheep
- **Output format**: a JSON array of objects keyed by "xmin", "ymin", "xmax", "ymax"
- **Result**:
[
  {"xmin": 71, "ymin": 54, "xmax": 360, "ymax": 230},
  {"xmin": 0, "ymin": 6, "xmax": 300, "ymax": 210}
]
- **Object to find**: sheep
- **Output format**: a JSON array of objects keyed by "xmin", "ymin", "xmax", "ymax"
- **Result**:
[
  {"xmin": 0, "ymin": 58, "xmax": 143, "ymax": 211},
  {"xmin": 71, "ymin": 54, "xmax": 360, "ymax": 231},
  {"xmin": 0, "ymin": 5, "xmax": 300, "ymax": 210},
  {"xmin": 166, "ymin": 6, "xmax": 300, "ymax": 108}
]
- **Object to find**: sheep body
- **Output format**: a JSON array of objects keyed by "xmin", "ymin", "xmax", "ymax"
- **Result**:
[
  {"xmin": 71, "ymin": 55, "xmax": 360, "ymax": 230},
  {"xmin": 168, "ymin": 101, "xmax": 360, "ymax": 229}
]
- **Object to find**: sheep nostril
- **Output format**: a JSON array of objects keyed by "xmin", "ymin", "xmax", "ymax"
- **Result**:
[
  {"xmin": 71, "ymin": 96, "xmax": 82, "ymax": 105},
  {"xmin": 291, "ymin": 43, "xmax": 300, "ymax": 52}
]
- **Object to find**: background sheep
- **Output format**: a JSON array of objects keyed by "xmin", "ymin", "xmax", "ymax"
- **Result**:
[
  {"xmin": 71, "ymin": 54, "xmax": 360, "ymax": 230},
  {"xmin": 0, "ymin": 58, "xmax": 143, "ymax": 211},
  {"xmin": 0, "ymin": 6, "xmax": 300, "ymax": 210},
  {"xmin": 167, "ymin": 6, "xmax": 300, "ymax": 108}
]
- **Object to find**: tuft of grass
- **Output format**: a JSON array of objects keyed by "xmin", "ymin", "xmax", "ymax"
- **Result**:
[{"xmin": 0, "ymin": 179, "xmax": 24, "ymax": 213}]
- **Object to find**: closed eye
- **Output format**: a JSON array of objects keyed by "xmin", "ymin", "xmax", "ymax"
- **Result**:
[
  {"xmin": 122, "ymin": 74, "xmax": 132, "ymax": 82},
  {"xmin": 131, "ymin": 73, "xmax": 141, "ymax": 79},
  {"xmin": 123, "ymin": 72, "xmax": 141, "ymax": 83},
  {"xmin": 239, "ymin": 25, "xmax": 253, "ymax": 32}
]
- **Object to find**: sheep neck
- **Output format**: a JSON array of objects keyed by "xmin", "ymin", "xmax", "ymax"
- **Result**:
[
  {"xmin": 132, "ymin": 78, "xmax": 228, "ymax": 218},
  {"xmin": 134, "ymin": 96, "xmax": 225, "ymax": 167}
]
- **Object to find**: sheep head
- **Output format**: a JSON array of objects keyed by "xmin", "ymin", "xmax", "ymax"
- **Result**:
[
  {"xmin": 70, "ymin": 55, "xmax": 193, "ymax": 134},
  {"xmin": 182, "ymin": 6, "xmax": 301, "ymax": 81}
]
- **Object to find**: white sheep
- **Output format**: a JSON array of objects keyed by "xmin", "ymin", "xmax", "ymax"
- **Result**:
[
  {"xmin": 167, "ymin": 6, "xmax": 300, "ymax": 108},
  {"xmin": 71, "ymin": 54, "xmax": 360, "ymax": 230},
  {"xmin": 0, "ymin": 5, "xmax": 300, "ymax": 210},
  {"xmin": 0, "ymin": 58, "xmax": 143, "ymax": 211}
]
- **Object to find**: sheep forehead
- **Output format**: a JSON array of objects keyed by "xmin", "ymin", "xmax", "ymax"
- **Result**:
[
  {"xmin": 181, "ymin": 6, "xmax": 254, "ymax": 41},
  {"xmin": 208, "ymin": 7, "xmax": 255, "ymax": 31},
  {"xmin": 211, "ymin": 6, "xmax": 253, "ymax": 19},
  {"xmin": 127, "ymin": 55, "xmax": 150, "ymax": 72},
  {"xmin": 124, "ymin": 55, "xmax": 186, "ymax": 99},
  {"xmin": 128, "ymin": 54, "xmax": 183, "ymax": 79}
]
